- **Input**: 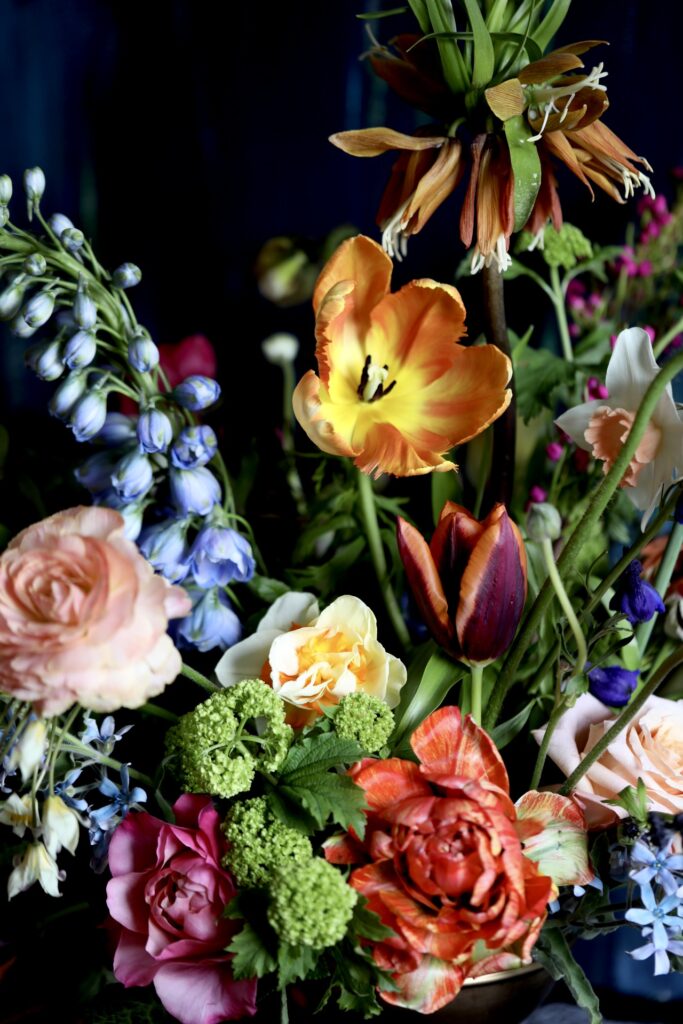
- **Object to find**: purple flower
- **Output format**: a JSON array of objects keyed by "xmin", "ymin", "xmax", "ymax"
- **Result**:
[
  {"xmin": 587, "ymin": 665, "xmax": 639, "ymax": 707},
  {"xmin": 189, "ymin": 525, "xmax": 255, "ymax": 587},
  {"xmin": 611, "ymin": 560, "xmax": 665, "ymax": 625}
]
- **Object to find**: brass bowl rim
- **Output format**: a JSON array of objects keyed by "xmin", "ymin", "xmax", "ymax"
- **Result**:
[{"xmin": 462, "ymin": 962, "xmax": 546, "ymax": 987}]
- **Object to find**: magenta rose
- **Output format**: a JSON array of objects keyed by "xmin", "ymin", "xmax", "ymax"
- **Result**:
[{"xmin": 106, "ymin": 794, "xmax": 257, "ymax": 1024}]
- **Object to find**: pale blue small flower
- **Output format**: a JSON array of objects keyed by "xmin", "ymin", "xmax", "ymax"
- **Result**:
[
  {"xmin": 53, "ymin": 768, "xmax": 90, "ymax": 813},
  {"xmin": 80, "ymin": 715, "xmax": 132, "ymax": 755},
  {"xmin": 139, "ymin": 518, "xmax": 190, "ymax": 583},
  {"xmin": 630, "ymin": 840, "xmax": 683, "ymax": 896},
  {"xmin": 190, "ymin": 525, "xmax": 255, "ymax": 587},
  {"xmin": 173, "ymin": 375, "xmax": 221, "ymax": 411},
  {"xmin": 111, "ymin": 450, "xmax": 154, "ymax": 502},
  {"xmin": 625, "ymin": 882, "xmax": 681, "ymax": 952},
  {"xmin": 70, "ymin": 391, "xmax": 108, "ymax": 441},
  {"xmin": 64, "ymin": 329, "xmax": 97, "ymax": 370},
  {"xmin": 137, "ymin": 408, "xmax": 173, "ymax": 453},
  {"xmin": 176, "ymin": 586, "xmax": 242, "ymax": 652},
  {"xmin": 169, "ymin": 465, "xmax": 221, "ymax": 516},
  {"xmin": 90, "ymin": 765, "xmax": 147, "ymax": 827},
  {"xmin": 128, "ymin": 334, "xmax": 159, "ymax": 373},
  {"xmin": 170, "ymin": 425, "xmax": 218, "ymax": 469},
  {"xmin": 630, "ymin": 925, "xmax": 683, "ymax": 976}
]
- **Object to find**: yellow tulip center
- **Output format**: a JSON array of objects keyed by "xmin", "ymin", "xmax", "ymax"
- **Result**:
[{"xmin": 357, "ymin": 354, "xmax": 397, "ymax": 403}]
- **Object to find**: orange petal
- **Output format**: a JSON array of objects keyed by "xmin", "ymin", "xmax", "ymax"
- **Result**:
[
  {"xmin": 329, "ymin": 127, "xmax": 446, "ymax": 158},
  {"xmin": 379, "ymin": 955, "xmax": 465, "ymax": 1014},
  {"xmin": 542, "ymin": 132, "xmax": 594, "ymax": 196},
  {"xmin": 485, "ymin": 79, "xmax": 526, "ymax": 121},
  {"xmin": 397, "ymin": 517, "xmax": 453, "ymax": 649},
  {"xmin": 323, "ymin": 831, "xmax": 366, "ymax": 865},
  {"xmin": 411, "ymin": 706, "xmax": 510, "ymax": 795},
  {"xmin": 371, "ymin": 278, "xmax": 467, "ymax": 368},
  {"xmin": 312, "ymin": 234, "xmax": 392, "ymax": 319},
  {"xmin": 460, "ymin": 134, "xmax": 486, "ymax": 247},
  {"xmin": 518, "ymin": 52, "xmax": 585, "ymax": 84},
  {"xmin": 402, "ymin": 140, "xmax": 464, "ymax": 235},
  {"xmin": 292, "ymin": 370, "xmax": 357, "ymax": 458},
  {"xmin": 354, "ymin": 758, "xmax": 432, "ymax": 812},
  {"xmin": 353, "ymin": 420, "xmax": 458, "ymax": 477}
]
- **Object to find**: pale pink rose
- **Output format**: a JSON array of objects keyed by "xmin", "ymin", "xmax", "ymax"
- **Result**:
[
  {"xmin": 106, "ymin": 795, "xmax": 257, "ymax": 1024},
  {"xmin": 534, "ymin": 693, "xmax": 683, "ymax": 828},
  {"xmin": 0, "ymin": 506, "xmax": 191, "ymax": 715}
]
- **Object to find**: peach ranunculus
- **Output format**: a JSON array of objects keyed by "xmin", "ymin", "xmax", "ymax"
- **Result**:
[
  {"xmin": 0, "ymin": 506, "xmax": 191, "ymax": 716},
  {"xmin": 292, "ymin": 235, "xmax": 512, "ymax": 477},
  {"xmin": 325, "ymin": 707, "xmax": 591, "ymax": 1013},
  {"xmin": 215, "ymin": 592, "xmax": 406, "ymax": 724},
  {"xmin": 534, "ymin": 693, "xmax": 683, "ymax": 829}
]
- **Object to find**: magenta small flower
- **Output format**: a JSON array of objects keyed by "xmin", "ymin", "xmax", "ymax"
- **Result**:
[{"xmin": 546, "ymin": 442, "xmax": 564, "ymax": 462}]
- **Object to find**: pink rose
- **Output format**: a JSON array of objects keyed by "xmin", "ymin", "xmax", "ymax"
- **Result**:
[
  {"xmin": 535, "ymin": 693, "xmax": 683, "ymax": 828},
  {"xmin": 0, "ymin": 506, "xmax": 191, "ymax": 715},
  {"xmin": 107, "ymin": 795, "xmax": 257, "ymax": 1024}
]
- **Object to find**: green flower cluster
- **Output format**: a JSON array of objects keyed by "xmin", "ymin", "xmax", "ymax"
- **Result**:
[
  {"xmin": 166, "ymin": 680, "xmax": 293, "ymax": 799},
  {"xmin": 268, "ymin": 858, "xmax": 358, "ymax": 950},
  {"xmin": 334, "ymin": 692, "xmax": 393, "ymax": 753},
  {"xmin": 541, "ymin": 224, "xmax": 593, "ymax": 270},
  {"xmin": 222, "ymin": 797, "xmax": 312, "ymax": 889}
]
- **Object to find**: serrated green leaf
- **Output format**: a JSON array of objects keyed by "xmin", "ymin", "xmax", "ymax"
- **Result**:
[
  {"xmin": 281, "ymin": 772, "xmax": 368, "ymax": 836},
  {"xmin": 504, "ymin": 115, "xmax": 542, "ymax": 231},
  {"xmin": 351, "ymin": 900, "xmax": 396, "ymax": 942},
  {"xmin": 227, "ymin": 922, "xmax": 277, "ymax": 980},
  {"xmin": 280, "ymin": 733, "xmax": 365, "ymax": 782},
  {"xmin": 462, "ymin": 0, "xmax": 495, "ymax": 88},
  {"xmin": 265, "ymin": 786, "xmax": 318, "ymax": 835},
  {"xmin": 533, "ymin": 928, "xmax": 602, "ymax": 1024},
  {"xmin": 515, "ymin": 347, "xmax": 576, "ymax": 422},
  {"xmin": 277, "ymin": 942, "xmax": 318, "ymax": 988}
]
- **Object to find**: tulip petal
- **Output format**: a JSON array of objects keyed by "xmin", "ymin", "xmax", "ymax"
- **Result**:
[
  {"xmin": 515, "ymin": 790, "xmax": 593, "ymax": 887},
  {"xmin": 354, "ymin": 758, "xmax": 432, "ymax": 812},
  {"xmin": 312, "ymin": 234, "xmax": 391, "ymax": 319},
  {"xmin": 292, "ymin": 371, "xmax": 357, "ymax": 458},
  {"xmin": 396, "ymin": 517, "xmax": 453, "ymax": 649},
  {"xmin": 329, "ymin": 127, "xmax": 446, "ymax": 158},
  {"xmin": 379, "ymin": 955, "xmax": 465, "ymax": 1013},
  {"xmin": 411, "ymin": 706, "xmax": 510, "ymax": 794},
  {"xmin": 456, "ymin": 505, "xmax": 527, "ymax": 665}
]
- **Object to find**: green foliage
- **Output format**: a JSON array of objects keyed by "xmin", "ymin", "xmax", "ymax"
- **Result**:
[
  {"xmin": 607, "ymin": 778, "xmax": 650, "ymax": 827},
  {"xmin": 504, "ymin": 115, "xmax": 542, "ymax": 231},
  {"xmin": 228, "ymin": 920, "xmax": 278, "ymax": 980},
  {"xmin": 515, "ymin": 347, "xmax": 576, "ymax": 422},
  {"xmin": 391, "ymin": 646, "xmax": 463, "ymax": 755},
  {"xmin": 534, "ymin": 927, "xmax": 602, "ymax": 1024}
]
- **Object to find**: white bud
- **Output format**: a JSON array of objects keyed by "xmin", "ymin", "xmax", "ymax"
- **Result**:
[
  {"xmin": 0, "ymin": 174, "xmax": 13, "ymax": 205},
  {"xmin": 261, "ymin": 332, "xmax": 299, "ymax": 366},
  {"xmin": 43, "ymin": 795, "xmax": 80, "ymax": 857},
  {"xmin": 10, "ymin": 719, "xmax": 47, "ymax": 779}
]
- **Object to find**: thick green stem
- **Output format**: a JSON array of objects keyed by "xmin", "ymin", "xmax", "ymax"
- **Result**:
[
  {"xmin": 559, "ymin": 647, "xmax": 683, "ymax": 795},
  {"xmin": 653, "ymin": 314, "xmax": 683, "ymax": 359},
  {"xmin": 541, "ymin": 538, "xmax": 587, "ymax": 676},
  {"xmin": 484, "ymin": 348, "xmax": 683, "ymax": 731},
  {"xmin": 530, "ymin": 701, "xmax": 566, "ymax": 790},
  {"xmin": 356, "ymin": 470, "xmax": 411, "ymax": 651},
  {"xmin": 635, "ymin": 520, "xmax": 683, "ymax": 654},
  {"xmin": 140, "ymin": 702, "xmax": 180, "ymax": 723},
  {"xmin": 481, "ymin": 264, "xmax": 515, "ymax": 512},
  {"xmin": 550, "ymin": 266, "xmax": 573, "ymax": 362},
  {"xmin": 180, "ymin": 662, "xmax": 220, "ymax": 693},
  {"xmin": 470, "ymin": 663, "xmax": 484, "ymax": 724}
]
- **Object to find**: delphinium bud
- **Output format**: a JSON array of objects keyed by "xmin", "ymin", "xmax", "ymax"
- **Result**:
[
  {"xmin": 113, "ymin": 263, "xmax": 142, "ymax": 289},
  {"xmin": 169, "ymin": 466, "xmax": 221, "ymax": 516},
  {"xmin": 137, "ymin": 408, "xmax": 173, "ymax": 453},
  {"xmin": 0, "ymin": 277, "xmax": 27, "ymax": 321},
  {"xmin": 64, "ymin": 329, "xmax": 97, "ymax": 370},
  {"xmin": 139, "ymin": 518, "xmax": 191, "ymax": 583},
  {"xmin": 173, "ymin": 375, "xmax": 221, "ymax": 411},
  {"xmin": 26, "ymin": 339, "xmax": 64, "ymax": 382},
  {"xmin": 73, "ymin": 282, "xmax": 97, "ymax": 330},
  {"xmin": 61, "ymin": 228, "xmax": 84, "ymax": 253},
  {"xmin": 170, "ymin": 425, "xmax": 218, "ymax": 469},
  {"xmin": 177, "ymin": 586, "xmax": 242, "ymax": 652},
  {"xmin": 111, "ymin": 451, "xmax": 154, "ymax": 502},
  {"xmin": 588, "ymin": 665, "xmax": 639, "ymax": 707},
  {"xmin": 9, "ymin": 313, "xmax": 40, "ymax": 339},
  {"xmin": 69, "ymin": 390, "xmax": 108, "ymax": 442},
  {"xmin": 49, "ymin": 370, "xmax": 87, "ymax": 419},
  {"xmin": 610, "ymin": 560, "xmax": 665, "ymax": 626},
  {"xmin": 189, "ymin": 525, "xmax": 255, "ymax": 587},
  {"xmin": 23, "ymin": 167, "xmax": 45, "ymax": 218},
  {"xmin": 127, "ymin": 332, "xmax": 159, "ymax": 373},
  {"xmin": 526, "ymin": 502, "xmax": 562, "ymax": 543},
  {"xmin": 94, "ymin": 412, "xmax": 137, "ymax": 446},
  {"xmin": 22, "ymin": 289, "xmax": 55, "ymax": 329},
  {"xmin": 0, "ymin": 174, "xmax": 12, "ymax": 205},
  {"xmin": 49, "ymin": 213, "xmax": 74, "ymax": 239},
  {"xmin": 75, "ymin": 450, "xmax": 123, "ymax": 494},
  {"xmin": 23, "ymin": 253, "xmax": 47, "ymax": 276}
]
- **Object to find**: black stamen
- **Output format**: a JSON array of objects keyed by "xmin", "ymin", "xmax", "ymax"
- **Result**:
[{"xmin": 357, "ymin": 354, "xmax": 372, "ymax": 398}]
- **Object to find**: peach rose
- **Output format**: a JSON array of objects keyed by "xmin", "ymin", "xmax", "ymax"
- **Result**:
[
  {"xmin": 534, "ymin": 693, "xmax": 683, "ymax": 828},
  {"xmin": 0, "ymin": 506, "xmax": 191, "ymax": 716}
]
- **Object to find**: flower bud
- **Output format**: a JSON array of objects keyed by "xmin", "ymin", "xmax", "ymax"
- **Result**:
[
  {"xmin": 526, "ymin": 502, "xmax": 562, "ymax": 543},
  {"xmin": 23, "ymin": 289, "xmax": 55, "ymax": 328},
  {"xmin": 262, "ymin": 332, "xmax": 299, "ymax": 366},
  {"xmin": 0, "ymin": 206, "xmax": 8, "ymax": 228},
  {"xmin": 23, "ymin": 253, "xmax": 47, "ymax": 276},
  {"xmin": 11, "ymin": 719, "xmax": 47, "ymax": 778},
  {"xmin": 128, "ymin": 333, "xmax": 159, "ymax": 373},
  {"xmin": 111, "ymin": 450, "xmax": 154, "ymax": 502},
  {"xmin": 61, "ymin": 227, "xmax": 85, "ymax": 253},
  {"xmin": 113, "ymin": 263, "xmax": 142, "ymax": 289},
  {"xmin": 26, "ymin": 339, "xmax": 64, "ymax": 381},
  {"xmin": 94, "ymin": 412, "xmax": 137, "ymax": 446},
  {"xmin": 42, "ymin": 795, "xmax": 79, "ymax": 857},
  {"xmin": 64, "ymin": 329, "xmax": 97, "ymax": 369},
  {"xmin": 176, "ymin": 586, "xmax": 242, "ymax": 652},
  {"xmin": 137, "ymin": 408, "xmax": 173, "ymax": 453},
  {"xmin": 139, "ymin": 518, "xmax": 190, "ymax": 583},
  {"xmin": 9, "ymin": 312, "xmax": 39, "ymax": 339},
  {"xmin": 0, "ymin": 174, "xmax": 13, "ymax": 204},
  {"xmin": 170, "ymin": 424, "xmax": 218, "ymax": 469},
  {"xmin": 73, "ymin": 283, "xmax": 97, "ymax": 330},
  {"xmin": 173, "ymin": 375, "xmax": 221, "ymax": 411},
  {"xmin": 7, "ymin": 842, "xmax": 61, "ymax": 900},
  {"xmin": 74, "ymin": 450, "xmax": 122, "ymax": 493},
  {"xmin": 70, "ymin": 390, "xmax": 108, "ymax": 442},
  {"xmin": 118, "ymin": 501, "xmax": 145, "ymax": 541},
  {"xmin": 49, "ymin": 212, "xmax": 74, "ymax": 238},
  {"xmin": 587, "ymin": 665, "xmax": 639, "ymax": 707},
  {"xmin": 170, "ymin": 465, "xmax": 221, "ymax": 515},
  {"xmin": 190, "ymin": 525, "xmax": 255, "ymax": 587},
  {"xmin": 23, "ymin": 166, "xmax": 46, "ymax": 209},
  {"xmin": 255, "ymin": 237, "xmax": 316, "ymax": 306},
  {"xmin": 49, "ymin": 370, "xmax": 87, "ymax": 419},
  {"xmin": 664, "ymin": 597, "xmax": 683, "ymax": 641},
  {"xmin": 610, "ymin": 559, "xmax": 665, "ymax": 626},
  {"xmin": 0, "ymin": 278, "xmax": 26, "ymax": 320}
]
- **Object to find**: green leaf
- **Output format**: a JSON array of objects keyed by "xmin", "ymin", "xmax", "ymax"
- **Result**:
[
  {"xmin": 280, "ymin": 733, "xmax": 366, "ymax": 781},
  {"xmin": 247, "ymin": 574, "xmax": 289, "ymax": 604},
  {"xmin": 491, "ymin": 698, "xmax": 537, "ymax": 749},
  {"xmin": 277, "ymin": 942, "xmax": 318, "ymax": 988},
  {"xmin": 356, "ymin": 6, "xmax": 408, "ymax": 20},
  {"xmin": 391, "ymin": 648, "xmax": 463, "ymax": 755},
  {"xmin": 510, "ymin": 324, "xmax": 534, "ymax": 357},
  {"xmin": 265, "ymin": 785, "xmax": 318, "ymax": 835},
  {"xmin": 462, "ymin": 0, "xmax": 495, "ymax": 89},
  {"xmin": 431, "ymin": 467, "xmax": 463, "ymax": 525},
  {"xmin": 292, "ymin": 513, "xmax": 356, "ymax": 563},
  {"xmin": 532, "ymin": 0, "xmax": 572, "ymax": 52},
  {"xmin": 426, "ymin": 0, "xmax": 469, "ymax": 93},
  {"xmin": 515, "ymin": 347, "xmax": 576, "ymax": 422},
  {"xmin": 287, "ymin": 536, "xmax": 366, "ymax": 598},
  {"xmin": 351, "ymin": 899, "xmax": 396, "ymax": 942},
  {"xmin": 504, "ymin": 115, "xmax": 542, "ymax": 231},
  {"xmin": 281, "ymin": 772, "xmax": 368, "ymax": 836},
  {"xmin": 228, "ymin": 922, "xmax": 277, "ymax": 980},
  {"xmin": 533, "ymin": 928, "xmax": 602, "ymax": 1024},
  {"xmin": 407, "ymin": 0, "xmax": 430, "ymax": 33}
]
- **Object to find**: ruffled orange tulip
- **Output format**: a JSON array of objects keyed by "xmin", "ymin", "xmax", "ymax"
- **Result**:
[{"xmin": 292, "ymin": 235, "xmax": 512, "ymax": 477}]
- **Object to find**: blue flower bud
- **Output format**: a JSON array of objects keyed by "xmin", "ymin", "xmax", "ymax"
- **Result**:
[
  {"xmin": 173, "ymin": 375, "xmax": 221, "ymax": 411},
  {"xmin": 70, "ymin": 391, "xmax": 108, "ymax": 442},
  {"xmin": 137, "ymin": 408, "xmax": 173, "ymax": 453},
  {"xmin": 23, "ymin": 289, "xmax": 55, "ymax": 329},
  {"xmin": 49, "ymin": 213, "xmax": 74, "ymax": 238},
  {"xmin": 111, "ymin": 451, "xmax": 154, "ymax": 502},
  {"xmin": 73, "ymin": 284, "xmax": 97, "ymax": 330},
  {"xmin": 0, "ymin": 175, "xmax": 12, "ymax": 205},
  {"xmin": 64, "ymin": 329, "xmax": 97, "ymax": 369},
  {"xmin": 62, "ymin": 227, "xmax": 84, "ymax": 253},
  {"xmin": 190, "ymin": 525, "xmax": 255, "ymax": 587},
  {"xmin": 23, "ymin": 253, "xmax": 47, "ymax": 276},
  {"xmin": 139, "ymin": 518, "xmax": 191, "ymax": 583},
  {"xmin": 23, "ymin": 167, "xmax": 45, "ymax": 203},
  {"xmin": 75, "ymin": 450, "xmax": 122, "ymax": 494},
  {"xmin": 49, "ymin": 370, "xmax": 87, "ymax": 419},
  {"xmin": 26, "ymin": 339, "xmax": 64, "ymax": 381},
  {"xmin": 169, "ymin": 466, "xmax": 221, "ymax": 516},
  {"xmin": 94, "ymin": 412, "xmax": 137, "ymax": 446},
  {"xmin": 0, "ymin": 278, "xmax": 27, "ymax": 321},
  {"xmin": 128, "ymin": 333, "xmax": 159, "ymax": 373},
  {"xmin": 170, "ymin": 425, "xmax": 218, "ymax": 469},
  {"xmin": 94, "ymin": 492, "xmax": 145, "ymax": 541},
  {"xmin": 588, "ymin": 665, "xmax": 639, "ymax": 707},
  {"xmin": 9, "ymin": 312, "xmax": 39, "ymax": 339},
  {"xmin": 113, "ymin": 263, "xmax": 142, "ymax": 289},
  {"xmin": 610, "ymin": 560, "xmax": 666, "ymax": 625},
  {"xmin": 176, "ymin": 586, "xmax": 242, "ymax": 653}
]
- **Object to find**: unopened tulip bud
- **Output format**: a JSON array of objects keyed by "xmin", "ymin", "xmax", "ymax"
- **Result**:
[
  {"xmin": 0, "ymin": 278, "xmax": 27, "ymax": 320},
  {"xmin": 23, "ymin": 289, "xmax": 55, "ymax": 328},
  {"xmin": 23, "ymin": 253, "xmax": 47, "ymax": 276},
  {"xmin": 73, "ymin": 283, "xmax": 97, "ymax": 330},
  {"xmin": 11, "ymin": 719, "xmax": 47, "ymax": 778},
  {"xmin": 128, "ymin": 332, "xmax": 159, "ymax": 373},
  {"xmin": 173, "ymin": 375, "xmax": 221, "ymax": 411},
  {"xmin": 137, "ymin": 407, "xmax": 173, "ymax": 453},
  {"xmin": 26, "ymin": 339, "xmax": 64, "ymax": 381},
  {"xmin": 49, "ymin": 212, "xmax": 74, "ymax": 238},
  {"xmin": 262, "ymin": 332, "xmax": 299, "ymax": 366},
  {"xmin": 0, "ymin": 174, "xmax": 13, "ymax": 205},
  {"xmin": 70, "ymin": 390, "xmax": 108, "ymax": 442},
  {"xmin": 64, "ymin": 329, "xmax": 96, "ymax": 369},
  {"xmin": 49, "ymin": 370, "xmax": 87, "ymax": 419},
  {"xmin": 113, "ymin": 263, "xmax": 142, "ymax": 289},
  {"xmin": 42, "ymin": 795, "xmax": 79, "ymax": 857},
  {"xmin": 526, "ymin": 502, "xmax": 562, "ymax": 543},
  {"xmin": 23, "ymin": 167, "xmax": 45, "ymax": 217},
  {"xmin": 61, "ymin": 227, "xmax": 84, "ymax": 253},
  {"xmin": 111, "ymin": 450, "xmax": 154, "ymax": 502}
]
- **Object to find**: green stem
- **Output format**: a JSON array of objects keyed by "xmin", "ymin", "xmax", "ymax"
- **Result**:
[
  {"xmin": 62, "ymin": 734, "xmax": 154, "ymax": 786},
  {"xmin": 481, "ymin": 263, "xmax": 515, "ymax": 512},
  {"xmin": 530, "ymin": 700, "xmax": 566, "ymax": 790},
  {"xmin": 140, "ymin": 702, "xmax": 180, "ymax": 723},
  {"xmin": 559, "ymin": 647, "xmax": 683, "ymax": 795},
  {"xmin": 470, "ymin": 663, "xmax": 484, "ymax": 724},
  {"xmin": 484, "ymin": 347, "xmax": 683, "ymax": 731},
  {"xmin": 356, "ymin": 470, "xmax": 411, "ymax": 651},
  {"xmin": 180, "ymin": 662, "xmax": 220, "ymax": 693},
  {"xmin": 551, "ymin": 266, "xmax": 573, "ymax": 362},
  {"xmin": 653, "ymin": 314, "xmax": 683, "ymax": 359},
  {"xmin": 541, "ymin": 537, "xmax": 587, "ymax": 676},
  {"xmin": 635, "ymin": 520, "xmax": 683, "ymax": 654}
]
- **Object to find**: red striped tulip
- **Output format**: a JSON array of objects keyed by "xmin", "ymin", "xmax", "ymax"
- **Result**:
[{"xmin": 397, "ymin": 502, "xmax": 527, "ymax": 665}]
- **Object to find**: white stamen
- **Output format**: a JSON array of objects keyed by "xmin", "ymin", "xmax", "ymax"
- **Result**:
[
  {"xmin": 526, "ymin": 228, "xmax": 546, "ymax": 252},
  {"xmin": 381, "ymin": 196, "xmax": 412, "ymax": 262},
  {"xmin": 470, "ymin": 235, "xmax": 511, "ymax": 275},
  {"xmin": 639, "ymin": 172, "xmax": 656, "ymax": 198},
  {"xmin": 362, "ymin": 362, "xmax": 389, "ymax": 402},
  {"xmin": 527, "ymin": 99, "xmax": 558, "ymax": 143}
]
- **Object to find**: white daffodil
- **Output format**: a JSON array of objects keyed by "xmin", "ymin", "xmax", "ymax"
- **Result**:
[
  {"xmin": 9, "ymin": 719, "xmax": 47, "ymax": 779},
  {"xmin": 42, "ymin": 795, "xmax": 80, "ymax": 857},
  {"xmin": 7, "ymin": 841, "xmax": 62, "ymax": 900},
  {"xmin": 0, "ymin": 793, "xmax": 35, "ymax": 837},
  {"xmin": 556, "ymin": 327, "xmax": 683, "ymax": 527}
]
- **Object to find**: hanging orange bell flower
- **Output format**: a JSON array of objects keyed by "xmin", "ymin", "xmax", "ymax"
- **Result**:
[
  {"xmin": 397, "ymin": 501, "xmax": 527, "ymax": 664},
  {"xmin": 292, "ymin": 235, "xmax": 512, "ymax": 477}
]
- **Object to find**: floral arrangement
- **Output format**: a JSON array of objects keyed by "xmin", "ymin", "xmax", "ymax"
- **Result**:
[{"xmin": 2, "ymin": 2, "xmax": 683, "ymax": 1023}]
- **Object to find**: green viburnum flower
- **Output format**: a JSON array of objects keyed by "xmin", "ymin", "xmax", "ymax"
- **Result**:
[
  {"xmin": 539, "ymin": 224, "xmax": 593, "ymax": 270},
  {"xmin": 166, "ymin": 679, "xmax": 293, "ymax": 799},
  {"xmin": 334, "ymin": 692, "xmax": 393, "ymax": 753},
  {"xmin": 222, "ymin": 797, "xmax": 312, "ymax": 889},
  {"xmin": 268, "ymin": 858, "xmax": 358, "ymax": 950}
]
